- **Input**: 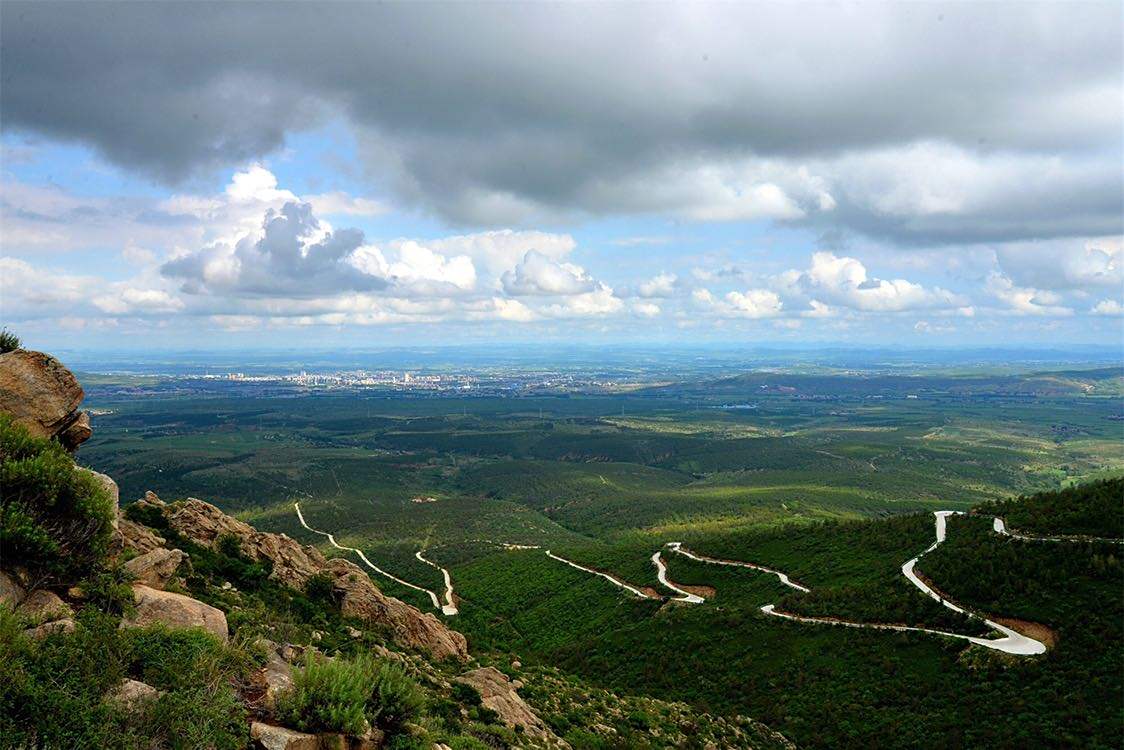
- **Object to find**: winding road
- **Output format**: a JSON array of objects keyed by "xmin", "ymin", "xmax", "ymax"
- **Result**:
[
  {"xmin": 294, "ymin": 497, "xmax": 1115, "ymax": 653},
  {"xmin": 672, "ymin": 510, "xmax": 1063, "ymax": 655},
  {"xmin": 293, "ymin": 502, "xmax": 456, "ymax": 615}
]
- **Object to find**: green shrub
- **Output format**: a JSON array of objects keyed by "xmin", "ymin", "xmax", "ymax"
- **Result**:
[
  {"xmin": 79, "ymin": 564, "xmax": 137, "ymax": 617},
  {"xmin": 0, "ymin": 608, "xmax": 249, "ymax": 749},
  {"xmin": 276, "ymin": 652, "xmax": 373, "ymax": 735},
  {"xmin": 0, "ymin": 414, "xmax": 115, "ymax": 582},
  {"xmin": 276, "ymin": 653, "xmax": 426, "ymax": 737},
  {"xmin": 0, "ymin": 328, "xmax": 19, "ymax": 353},
  {"xmin": 369, "ymin": 660, "xmax": 424, "ymax": 733},
  {"xmin": 304, "ymin": 571, "xmax": 336, "ymax": 603}
]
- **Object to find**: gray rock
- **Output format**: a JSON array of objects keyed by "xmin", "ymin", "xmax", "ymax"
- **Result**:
[
  {"xmin": 107, "ymin": 678, "xmax": 162, "ymax": 710},
  {"xmin": 0, "ymin": 570, "xmax": 25, "ymax": 606},
  {"xmin": 24, "ymin": 618, "xmax": 76, "ymax": 639},
  {"xmin": 0, "ymin": 349, "xmax": 88, "ymax": 450},
  {"xmin": 17, "ymin": 589, "xmax": 73, "ymax": 623},
  {"xmin": 249, "ymin": 722, "xmax": 320, "ymax": 750},
  {"xmin": 124, "ymin": 585, "xmax": 228, "ymax": 641},
  {"xmin": 124, "ymin": 548, "xmax": 187, "ymax": 589}
]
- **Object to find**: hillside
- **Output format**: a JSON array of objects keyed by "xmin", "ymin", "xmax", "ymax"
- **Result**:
[
  {"xmin": 0, "ymin": 348, "xmax": 792, "ymax": 749},
  {"xmin": 2, "ymin": 346, "xmax": 1122, "ymax": 748}
]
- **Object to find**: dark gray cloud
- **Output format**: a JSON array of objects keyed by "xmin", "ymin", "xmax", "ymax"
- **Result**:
[
  {"xmin": 2, "ymin": 1, "xmax": 1120, "ymax": 242},
  {"xmin": 162, "ymin": 201, "xmax": 386, "ymax": 296}
]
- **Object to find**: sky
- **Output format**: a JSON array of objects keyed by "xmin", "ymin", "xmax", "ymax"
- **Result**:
[{"xmin": 1, "ymin": 1, "xmax": 1121, "ymax": 352}]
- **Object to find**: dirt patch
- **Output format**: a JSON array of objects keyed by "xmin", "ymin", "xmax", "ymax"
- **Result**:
[
  {"xmin": 913, "ymin": 568, "xmax": 1055, "ymax": 646},
  {"xmin": 993, "ymin": 616, "xmax": 1059, "ymax": 649},
  {"xmin": 639, "ymin": 586, "xmax": 663, "ymax": 599},
  {"xmin": 675, "ymin": 582, "xmax": 716, "ymax": 598}
]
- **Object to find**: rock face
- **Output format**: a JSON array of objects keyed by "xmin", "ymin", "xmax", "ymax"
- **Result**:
[
  {"xmin": 124, "ymin": 547, "xmax": 187, "ymax": 589},
  {"xmin": 117, "ymin": 515, "xmax": 167, "ymax": 555},
  {"xmin": 163, "ymin": 497, "xmax": 467, "ymax": 660},
  {"xmin": 17, "ymin": 589, "xmax": 73, "ymax": 623},
  {"xmin": 455, "ymin": 667, "xmax": 562, "ymax": 745},
  {"xmin": 24, "ymin": 618, "xmax": 76, "ymax": 639},
  {"xmin": 0, "ymin": 349, "xmax": 90, "ymax": 450},
  {"xmin": 0, "ymin": 570, "xmax": 24, "ymax": 605},
  {"xmin": 253, "ymin": 641, "xmax": 294, "ymax": 710},
  {"xmin": 249, "ymin": 722, "xmax": 320, "ymax": 750},
  {"xmin": 125, "ymin": 584, "xmax": 229, "ymax": 641},
  {"xmin": 167, "ymin": 499, "xmax": 328, "ymax": 589},
  {"xmin": 326, "ymin": 558, "xmax": 468, "ymax": 661}
]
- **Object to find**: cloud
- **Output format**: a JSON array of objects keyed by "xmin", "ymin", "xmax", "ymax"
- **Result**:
[
  {"xmin": 163, "ymin": 201, "xmax": 386, "ymax": 296},
  {"xmin": 691, "ymin": 286, "xmax": 782, "ymax": 319},
  {"xmin": 723, "ymin": 289, "xmax": 783, "ymax": 318},
  {"xmin": 501, "ymin": 251, "xmax": 597, "ymax": 296},
  {"xmin": 781, "ymin": 252, "xmax": 964, "ymax": 312},
  {"xmin": 428, "ymin": 230, "xmax": 575, "ymax": 277},
  {"xmin": 632, "ymin": 301, "xmax": 661, "ymax": 318},
  {"xmin": 541, "ymin": 284, "xmax": 624, "ymax": 317},
  {"xmin": 2, "ymin": 3, "xmax": 1118, "ymax": 239},
  {"xmin": 636, "ymin": 273, "xmax": 678, "ymax": 299},
  {"xmin": 1091, "ymin": 299, "xmax": 1123, "ymax": 316},
  {"xmin": 93, "ymin": 288, "xmax": 184, "ymax": 315},
  {"xmin": 994, "ymin": 236, "xmax": 1123, "ymax": 291},
  {"xmin": 305, "ymin": 192, "xmax": 386, "ymax": 217},
  {"xmin": 985, "ymin": 272, "xmax": 1074, "ymax": 316}
]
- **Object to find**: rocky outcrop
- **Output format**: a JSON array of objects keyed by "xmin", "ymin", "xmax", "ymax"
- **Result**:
[
  {"xmin": 167, "ymin": 499, "xmax": 327, "ymax": 589},
  {"xmin": 17, "ymin": 589, "xmax": 73, "ymax": 623},
  {"xmin": 24, "ymin": 618, "xmax": 76, "ymax": 639},
  {"xmin": 0, "ymin": 570, "xmax": 24, "ymax": 605},
  {"xmin": 125, "ymin": 584, "xmax": 229, "ymax": 641},
  {"xmin": 160, "ymin": 497, "xmax": 467, "ymax": 660},
  {"xmin": 124, "ymin": 547, "xmax": 187, "ymax": 589},
  {"xmin": 0, "ymin": 349, "xmax": 90, "ymax": 450},
  {"xmin": 118, "ymin": 515, "xmax": 167, "ymax": 555},
  {"xmin": 107, "ymin": 679, "xmax": 162, "ymax": 711},
  {"xmin": 250, "ymin": 722, "xmax": 320, "ymax": 750},
  {"xmin": 455, "ymin": 667, "xmax": 564, "ymax": 745},
  {"xmin": 325, "ymin": 558, "xmax": 467, "ymax": 661},
  {"xmin": 252, "ymin": 640, "xmax": 294, "ymax": 711}
]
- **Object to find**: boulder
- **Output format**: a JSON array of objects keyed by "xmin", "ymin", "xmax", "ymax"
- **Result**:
[
  {"xmin": 107, "ymin": 678, "xmax": 161, "ymax": 710},
  {"xmin": 24, "ymin": 618, "xmax": 76, "ymax": 639},
  {"xmin": 117, "ymin": 515, "xmax": 167, "ymax": 556},
  {"xmin": 125, "ymin": 584, "xmax": 228, "ymax": 641},
  {"xmin": 353, "ymin": 727, "xmax": 385, "ymax": 749},
  {"xmin": 0, "ymin": 350, "xmax": 89, "ymax": 450},
  {"xmin": 455, "ymin": 667, "xmax": 562, "ymax": 744},
  {"xmin": 326, "ymin": 558, "xmax": 468, "ymax": 661},
  {"xmin": 124, "ymin": 548, "xmax": 187, "ymax": 589},
  {"xmin": 258, "ymin": 645, "xmax": 294, "ymax": 710},
  {"xmin": 0, "ymin": 570, "xmax": 25, "ymax": 606},
  {"xmin": 249, "ymin": 722, "xmax": 320, "ymax": 750},
  {"xmin": 17, "ymin": 589, "xmax": 73, "ymax": 623}
]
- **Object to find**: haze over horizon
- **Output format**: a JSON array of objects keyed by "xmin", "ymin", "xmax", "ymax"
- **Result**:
[{"xmin": 1, "ymin": 1, "xmax": 1122, "ymax": 351}]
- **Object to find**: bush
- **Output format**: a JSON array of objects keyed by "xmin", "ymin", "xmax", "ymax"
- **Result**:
[
  {"xmin": 0, "ymin": 414, "xmax": 115, "ymax": 582},
  {"xmin": 0, "ymin": 608, "xmax": 249, "ymax": 750},
  {"xmin": 79, "ymin": 564, "xmax": 137, "ymax": 617},
  {"xmin": 304, "ymin": 571, "xmax": 336, "ymax": 603},
  {"xmin": 276, "ymin": 652, "xmax": 373, "ymax": 735},
  {"xmin": 0, "ymin": 328, "xmax": 19, "ymax": 353},
  {"xmin": 276, "ymin": 653, "xmax": 426, "ymax": 737},
  {"xmin": 369, "ymin": 660, "xmax": 424, "ymax": 733}
]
